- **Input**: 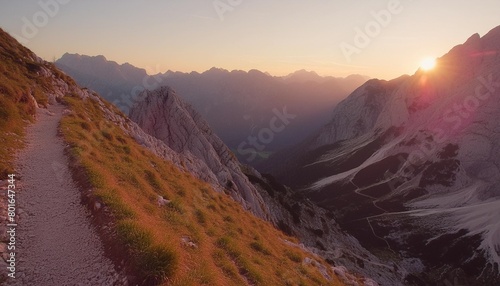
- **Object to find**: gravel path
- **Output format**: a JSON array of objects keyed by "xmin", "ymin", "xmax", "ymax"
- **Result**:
[{"xmin": 10, "ymin": 104, "xmax": 121, "ymax": 285}]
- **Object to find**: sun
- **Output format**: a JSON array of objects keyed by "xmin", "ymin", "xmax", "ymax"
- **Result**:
[{"xmin": 420, "ymin": 57, "xmax": 437, "ymax": 71}]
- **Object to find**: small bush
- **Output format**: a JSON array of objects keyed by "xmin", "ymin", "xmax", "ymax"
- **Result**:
[
  {"xmin": 140, "ymin": 245, "xmax": 178, "ymax": 282},
  {"xmin": 216, "ymin": 236, "xmax": 232, "ymax": 250},
  {"xmin": 250, "ymin": 241, "xmax": 271, "ymax": 255},
  {"xmin": 117, "ymin": 221, "xmax": 152, "ymax": 250},
  {"xmin": 80, "ymin": 121, "xmax": 91, "ymax": 130},
  {"xmin": 212, "ymin": 250, "xmax": 239, "ymax": 279},
  {"xmin": 176, "ymin": 188, "xmax": 186, "ymax": 197},
  {"xmin": 101, "ymin": 130, "xmax": 114, "ymax": 141},
  {"xmin": 285, "ymin": 250, "xmax": 303, "ymax": 263},
  {"xmin": 167, "ymin": 199, "xmax": 184, "ymax": 213},
  {"xmin": 144, "ymin": 169, "xmax": 161, "ymax": 190},
  {"xmin": 86, "ymin": 167, "xmax": 106, "ymax": 188},
  {"xmin": 122, "ymin": 145, "xmax": 131, "ymax": 154},
  {"xmin": 117, "ymin": 222, "xmax": 178, "ymax": 282},
  {"xmin": 195, "ymin": 209, "xmax": 206, "ymax": 224}
]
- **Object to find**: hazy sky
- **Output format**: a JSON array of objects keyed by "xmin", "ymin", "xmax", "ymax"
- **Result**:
[{"xmin": 0, "ymin": 0, "xmax": 499, "ymax": 79}]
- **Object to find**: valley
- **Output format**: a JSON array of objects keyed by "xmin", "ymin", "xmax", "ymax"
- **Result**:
[{"xmin": 1, "ymin": 2, "xmax": 500, "ymax": 285}]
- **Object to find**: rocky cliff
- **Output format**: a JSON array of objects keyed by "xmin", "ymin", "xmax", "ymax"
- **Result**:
[
  {"xmin": 128, "ymin": 87, "xmax": 271, "ymax": 219},
  {"xmin": 126, "ymin": 86, "xmax": 411, "ymax": 285}
]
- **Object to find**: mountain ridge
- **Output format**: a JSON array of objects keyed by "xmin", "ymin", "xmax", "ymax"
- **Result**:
[
  {"xmin": 267, "ymin": 25, "xmax": 500, "ymax": 285},
  {"xmin": 55, "ymin": 54, "xmax": 369, "ymax": 167}
]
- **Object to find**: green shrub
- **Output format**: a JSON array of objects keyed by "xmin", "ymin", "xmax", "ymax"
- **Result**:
[
  {"xmin": 101, "ymin": 130, "xmax": 114, "ymax": 141},
  {"xmin": 285, "ymin": 250, "xmax": 303, "ymax": 263},
  {"xmin": 140, "ymin": 245, "xmax": 178, "ymax": 281},
  {"xmin": 250, "ymin": 241, "xmax": 271, "ymax": 255},
  {"xmin": 144, "ymin": 169, "xmax": 161, "ymax": 190},
  {"xmin": 117, "ymin": 221, "xmax": 178, "ymax": 282},
  {"xmin": 195, "ymin": 209, "xmax": 206, "ymax": 224},
  {"xmin": 80, "ymin": 121, "xmax": 91, "ymax": 130}
]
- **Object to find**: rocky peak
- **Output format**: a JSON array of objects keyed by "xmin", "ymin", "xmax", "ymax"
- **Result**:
[{"xmin": 129, "ymin": 86, "xmax": 271, "ymax": 219}]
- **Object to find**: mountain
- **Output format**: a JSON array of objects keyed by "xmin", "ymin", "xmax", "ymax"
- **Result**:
[
  {"xmin": 268, "ymin": 26, "xmax": 500, "ymax": 285},
  {"xmin": 128, "ymin": 86, "xmax": 405, "ymax": 285},
  {"xmin": 55, "ymin": 53, "xmax": 148, "ymax": 104},
  {"xmin": 55, "ymin": 54, "xmax": 368, "ymax": 166},
  {"xmin": 0, "ymin": 27, "xmax": 384, "ymax": 285},
  {"xmin": 129, "ymin": 86, "xmax": 270, "ymax": 219}
]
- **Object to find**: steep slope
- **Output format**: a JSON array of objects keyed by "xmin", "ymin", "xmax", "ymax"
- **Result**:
[
  {"xmin": 129, "ymin": 86, "xmax": 271, "ymax": 219},
  {"xmin": 56, "ymin": 55, "xmax": 368, "ymax": 166},
  {"xmin": 0, "ymin": 28, "xmax": 349, "ymax": 285},
  {"xmin": 272, "ymin": 26, "xmax": 500, "ymax": 285},
  {"xmin": 0, "ymin": 29, "xmax": 77, "ymax": 178},
  {"xmin": 127, "ymin": 85, "xmax": 406, "ymax": 285},
  {"xmin": 60, "ymin": 92, "xmax": 345, "ymax": 285}
]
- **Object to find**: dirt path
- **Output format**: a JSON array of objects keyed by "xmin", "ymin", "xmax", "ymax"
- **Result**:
[{"xmin": 10, "ymin": 104, "xmax": 122, "ymax": 285}]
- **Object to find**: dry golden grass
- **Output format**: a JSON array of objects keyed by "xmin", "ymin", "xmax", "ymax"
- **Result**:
[
  {"xmin": 0, "ymin": 28, "xmax": 76, "ymax": 177},
  {"xmin": 60, "ymin": 95, "xmax": 344, "ymax": 285},
  {"xmin": 0, "ymin": 27, "xmax": 344, "ymax": 285}
]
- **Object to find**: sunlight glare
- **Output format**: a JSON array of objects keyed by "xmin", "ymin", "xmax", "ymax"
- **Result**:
[{"xmin": 420, "ymin": 57, "xmax": 437, "ymax": 71}]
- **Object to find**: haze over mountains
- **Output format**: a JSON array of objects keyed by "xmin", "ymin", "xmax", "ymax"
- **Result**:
[
  {"xmin": 3, "ymin": 9, "xmax": 500, "ymax": 283},
  {"xmin": 55, "ymin": 54, "xmax": 368, "ymax": 165}
]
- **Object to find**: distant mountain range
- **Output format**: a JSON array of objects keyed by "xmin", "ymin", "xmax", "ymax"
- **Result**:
[{"xmin": 55, "ymin": 54, "xmax": 368, "ymax": 166}]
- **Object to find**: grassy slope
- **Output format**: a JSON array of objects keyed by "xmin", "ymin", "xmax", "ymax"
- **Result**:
[
  {"xmin": 60, "ymin": 94, "xmax": 342, "ymax": 285},
  {"xmin": 0, "ymin": 27, "xmax": 343, "ymax": 285},
  {"xmin": 0, "ymin": 28, "xmax": 74, "ymax": 177}
]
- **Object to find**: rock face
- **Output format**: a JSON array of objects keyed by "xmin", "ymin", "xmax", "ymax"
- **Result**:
[
  {"xmin": 129, "ymin": 87, "xmax": 271, "ymax": 219},
  {"xmin": 126, "ymin": 86, "xmax": 409, "ymax": 285},
  {"xmin": 270, "ymin": 25, "xmax": 500, "ymax": 284}
]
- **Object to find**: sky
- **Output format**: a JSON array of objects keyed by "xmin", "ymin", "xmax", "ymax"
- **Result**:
[{"xmin": 0, "ymin": 0, "xmax": 499, "ymax": 79}]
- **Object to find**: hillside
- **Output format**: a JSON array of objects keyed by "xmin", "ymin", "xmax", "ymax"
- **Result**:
[
  {"xmin": 0, "ymin": 29, "xmax": 76, "ymax": 178},
  {"xmin": 0, "ymin": 28, "xmax": 353, "ymax": 285}
]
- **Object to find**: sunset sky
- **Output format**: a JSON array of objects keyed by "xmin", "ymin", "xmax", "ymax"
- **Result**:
[{"xmin": 0, "ymin": 0, "xmax": 499, "ymax": 79}]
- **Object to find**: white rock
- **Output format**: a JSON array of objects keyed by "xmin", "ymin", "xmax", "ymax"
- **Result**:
[{"xmin": 157, "ymin": 196, "xmax": 170, "ymax": 206}]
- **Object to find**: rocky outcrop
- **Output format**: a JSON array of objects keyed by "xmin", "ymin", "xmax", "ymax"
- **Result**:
[
  {"xmin": 129, "ymin": 87, "xmax": 271, "ymax": 219},
  {"xmin": 308, "ymin": 75, "xmax": 408, "ymax": 151}
]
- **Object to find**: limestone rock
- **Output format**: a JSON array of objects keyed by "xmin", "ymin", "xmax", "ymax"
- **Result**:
[{"xmin": 129, "ymin": 87, "xmax": 270, "ymax": 219}]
